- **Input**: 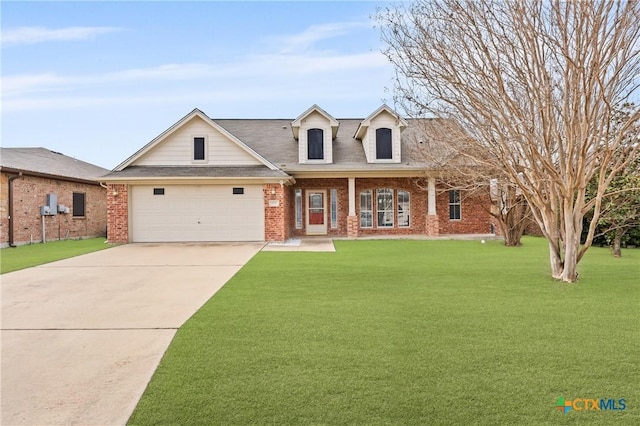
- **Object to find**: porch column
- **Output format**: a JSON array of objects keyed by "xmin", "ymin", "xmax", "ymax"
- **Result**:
[
  {"xmin": 426, "ymin": 177, "xmax": 439, "ymax": 235},
  {"xmin": 428, "ymin": 177, "xmax": 436, "ymax": 215},
  {"xmin": 347, "ymin": 177, "xmax": 358, "ymax": 238}
]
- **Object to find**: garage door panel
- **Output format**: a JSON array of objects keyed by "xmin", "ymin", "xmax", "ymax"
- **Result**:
[{"xmin": 131, "ymin": 185, "xmax": 264, "ymax": 242}]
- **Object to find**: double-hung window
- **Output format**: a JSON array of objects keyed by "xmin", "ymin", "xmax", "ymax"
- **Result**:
[
  {"xmin": 360, "ymin": 190, "xmax": 373, "ymax": 228},
  {"xmin": 398, "ymin": 190, "xmax": 410, "ymax": 227},
  {"xmin": 449, "ymin": 190, "xmax": 461, "ymax": 220},
  {"xmin": 377, "ymin": 189, "xmax": 394, "ymax": 227}
]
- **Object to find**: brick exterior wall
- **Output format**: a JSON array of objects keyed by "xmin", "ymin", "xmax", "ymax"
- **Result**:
[
  {"xmin": 264, "ymin": 183, "xmax": 287, "ymax": 242},
  {"xmin": 0, "ymin": 172, "xmax": 107, "ymax": 247},
  {"xmin": 436, "ymin": 189, "xmax": 494, "ymax": 235},
  {"xmin": 354, "ymin": 178, "xmax": 428, "ymax": 237},
  {"xmin": 103, "ymin": 179, "xmax": 494, "ymax": 244},
  {"xmin": 106, "ymin": 184, "xmax": 129, "ymax": 244},
  {"xmin": 288, "ymin": 178, "xmax": 350, "ymax": 238},
  {"xmin": 287, "ymin": 177, "xmax": 494, "ymax": 238}
]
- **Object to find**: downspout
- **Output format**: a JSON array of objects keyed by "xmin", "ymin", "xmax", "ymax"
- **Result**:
[{"xmin": 8, "ymin": 172, "xmax": 23, "ymax": 247}]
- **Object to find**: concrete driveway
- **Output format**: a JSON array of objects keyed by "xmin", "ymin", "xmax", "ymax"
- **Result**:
[{"xmin": 1, "ymin": 242, "xmax": 263, "ymax": 425}]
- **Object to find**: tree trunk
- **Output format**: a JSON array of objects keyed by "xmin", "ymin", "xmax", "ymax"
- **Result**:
[
  {"xmin": 612, "ymin": 234, "xmax": 622, "ymax": 257},
  {"xmin": 561, "ymin": 240, "xmax": 579, "ymax": 282},
  {"xmin": 549, "ymin": 240, "xmax": 564, "ymax": 280},
  {"xmin": 558, "ymin": 211, "xmax": 582, "ymax": 283},
  {"xmin": 503, "ymin": 224, "xmax": 523, "ymax": 246}
]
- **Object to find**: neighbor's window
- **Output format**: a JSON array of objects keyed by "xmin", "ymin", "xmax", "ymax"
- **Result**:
[
  {"xmin": 449, "ymin": 190, "xmax": 461, "ymax": 220},
  {"xmin": 398, "ymin": 190, "xmax": 410, "ymax": 227},
  {"xmin": 295, "ymin": 189, "xmax": 303, "ymax": 229},
  {"xmin": 359, "ymin": 190, "xmax": 373, "ymax": 228},
  {"xmin": 330, "ymin": 188, "xmax": 338, "ymax": 228},
  {"xmin": 193, "ymin": 137, "xmax": 206, "ymax": 161},
  {"xmin": 153, "ymin": 188, "xmax": 165, "ymax": 195},
  {"xmin": 377, "ymin": 189, "xmax": 394, "ymax": 227},
  {"xmin": 73, "ymin": 192, "xmax": 86, "ymax": 217},
  {"xmin": 307, "ymin": 128, "xmax": 324, "ymax": 160},
  {"xmin": 375, "ymin": 128, "xmax": 393, "ymax": 160}
]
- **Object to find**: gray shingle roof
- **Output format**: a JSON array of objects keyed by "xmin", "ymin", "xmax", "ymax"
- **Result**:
[
  {"xmin": 0, "ymin": 147, "xmax": 110, "ymax": 182},
  {"xmin": 214, "ymin": 118, "xmax": 436, "ymax": 172},
  {"xmin": 102, "ymin": 165, "xmax": 289, "ymax": 179},
  {"xmin": 109, "ymin": 112, "xmax": 451, "ymax": 180}
]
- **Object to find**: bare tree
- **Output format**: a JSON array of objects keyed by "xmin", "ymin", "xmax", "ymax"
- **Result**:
[
  {"xmin": 407, "ymin": 119, "xmax": 531, "ymax": 246},
  {"xmin": 587, "ymin": 104, "xmax": 640, "ymax": 257},
  {"xmin": 378, "ymin": 0, "xmax": 640, "ymax": 282}
]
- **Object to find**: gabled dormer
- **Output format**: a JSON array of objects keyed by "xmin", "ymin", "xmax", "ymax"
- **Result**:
[
  {"xmin": 291, "ymin": 105, "xmax": 339, "ymax": 164},
  {"xmin": 354, "ymin": 105, "xmax": 408, "ymax": 164}
]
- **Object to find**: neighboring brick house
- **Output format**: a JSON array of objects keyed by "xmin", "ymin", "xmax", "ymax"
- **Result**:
[
  {"xmin": 0, "ymin": 148, "xmax": 109, "ymax": 247},
  {"xmin": 102, "ymin": 105, "xmax": 495, "ymax": 243}
]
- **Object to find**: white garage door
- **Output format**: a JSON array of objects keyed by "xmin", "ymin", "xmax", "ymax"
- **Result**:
[{"xmin": 131, "ymin": 185, "xmax": 264, "ymax": 242}]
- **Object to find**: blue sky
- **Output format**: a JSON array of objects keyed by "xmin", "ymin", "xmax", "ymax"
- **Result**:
[{"xmin": 2, "ymin": 1, "xmax": 396, "ymax": 169}]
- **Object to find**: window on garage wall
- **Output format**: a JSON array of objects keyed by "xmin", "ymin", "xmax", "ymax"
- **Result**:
[{"xmin": 193, "ymin": 137, "xmax": 206, "ymax": 161}]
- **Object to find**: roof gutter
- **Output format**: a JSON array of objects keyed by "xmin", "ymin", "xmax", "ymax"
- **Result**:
[
  {"xmin": 8, "ymin": 172, "xmax": 23, "ymax": 247},
  {"xmin": 0, "ymin": 167, "xmax": 103, "ymax": 186}
]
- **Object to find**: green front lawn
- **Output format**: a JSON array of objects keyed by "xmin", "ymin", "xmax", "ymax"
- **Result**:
[
  {"xmin": 129, "ymin": 238, "xmax": 639, "ymax": 425},
  {"xmin": 0, "ymin": 237, "xmax": 111, "ymax": 274}
]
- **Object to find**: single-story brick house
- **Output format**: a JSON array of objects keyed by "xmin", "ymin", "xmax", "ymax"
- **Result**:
[
  {"xmin": 0, "ymin": 148, "xmax": 109, "ymax": 247},
  {"xmin": 102, "ymin": 105, "xmax": 494, "ymax": 243}
]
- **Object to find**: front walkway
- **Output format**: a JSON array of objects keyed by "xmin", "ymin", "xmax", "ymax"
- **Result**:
[
  {"xmin": 262, "ymin": 234, "xmax": 499, "ymax": 252},
  {"xmin": 262, "ymin": 238, "xmax": 336, "ymax": 252}
]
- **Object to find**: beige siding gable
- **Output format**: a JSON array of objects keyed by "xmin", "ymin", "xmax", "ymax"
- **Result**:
[{"xmin": 133, "ymin": 116, "xmax": 262, "ymax": 167}]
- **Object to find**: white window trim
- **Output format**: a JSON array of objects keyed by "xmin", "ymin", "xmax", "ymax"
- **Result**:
[
  {"xmin": 374, "ymin": 127, "xmax": 394, "ymax": 161},
  {"xmin": 301, "ymin": 126, "xmax": 332, "ymax": 164},
  {"xmin": 398, "ymin": 190, "xmax": 410, "ymax": 228},
  {"xmin": 191, "ymin": 135, "xmax": 208, "ymax": 163},
  {"xmin": 306, "ymin": 128, "xmax": 325, "ymax": 161},
  {"xmin": 295, "ymin": 189, "xmax": 303, "ymax": 229},
  {"xmin": 330, "ymin": 188, "xmax": 338, "ymax": 229},
  {"xmin": 359, "ymin": 190, "xmax": 373, "ymax": 228},
  {"xmin": 449, "ymin": 190, "xmax": 462, "ymax": 221},
  {"xmin": 376, "ymin": 188, "xmax": 394, "ymax": 228}
]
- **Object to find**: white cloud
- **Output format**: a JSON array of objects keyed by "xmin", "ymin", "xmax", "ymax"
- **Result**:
[
  {"xmin": 1, "ymin": 20, "xmax": 392, "ymax": 113},
  {"xmin": 2, "ymin": 51, "xmax": 389, "ymax": 100},
  {"xmin": 273, "ymin": 21, "xmax": 371, "ymax": 53},
  {"xmin": 1, "ymin": 26, "xmax": 122, "ymax": 46}
]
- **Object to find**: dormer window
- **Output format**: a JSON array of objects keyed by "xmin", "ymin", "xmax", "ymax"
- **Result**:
[
  {"xmin": 354, "ymin": 105, "xmax": 407, "ymax": 164},
  {"xmin": 291, "ymin": 105, "xmax": 339, "ymax": 164},
  {"xmin": 375, "ymin": 128, "xmax": 393, "ymax": 160},
  {"xmin": 308, "ymin": 128, "xmax": 324, "ymax": 160}
]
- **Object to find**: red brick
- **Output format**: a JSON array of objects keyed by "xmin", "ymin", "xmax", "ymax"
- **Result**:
[{"xmin": 1, "ymin": 172, "xmax": 107, "ymax": 246}]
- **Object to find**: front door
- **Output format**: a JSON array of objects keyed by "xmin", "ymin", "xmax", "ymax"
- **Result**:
[{"xmin": 306, "ymin": 190, "xmax": 327, "ymax": 235}]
